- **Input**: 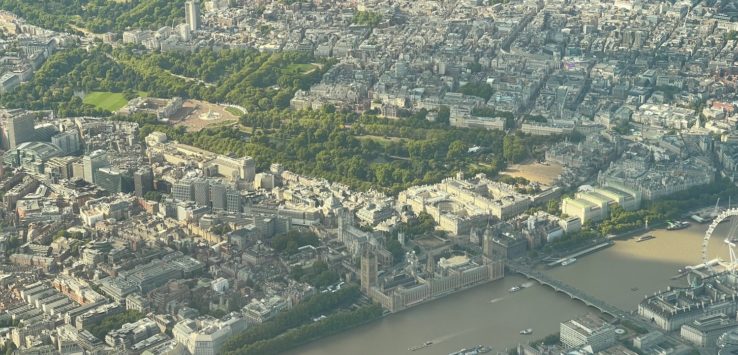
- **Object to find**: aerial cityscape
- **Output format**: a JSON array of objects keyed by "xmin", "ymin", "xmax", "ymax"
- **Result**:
[{"xmin": 0, "ymin": 0, "xmax": 736, "ymax": 354}]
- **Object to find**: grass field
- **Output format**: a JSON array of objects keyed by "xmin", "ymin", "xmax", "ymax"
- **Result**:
[
  {"xmin": 206, "ymin": 119, "xmax": 238, "ymax": 128},
  {"xmin": 225, "ymin": 107, "xmax": 245, "ymax": 116},
  {"xmin": 283, "ymin": 63, "xmax": 316, "ymax": 74},
  {"xmin": 356, "ymin": 135, "xmax": 403, "ymax": 144},
  {"xmin": 83, "ymin": 91, "xmax": 145, "ymax": 112}
]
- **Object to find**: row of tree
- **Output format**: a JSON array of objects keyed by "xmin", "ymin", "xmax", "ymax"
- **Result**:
[
  {"xmin": 223, "ymin": 303, "xmax": 383, "ymax": 355},
  {"xmin": 537, "ymin": 177, "xmax": 738, "ymax": 253},
  {"xmin": 598, "ymin": 177, "xmax": 738, "ymax": 236},
  {"xmin": 221, "ymin": 285, "xmax": 361, "ymax": 352}
]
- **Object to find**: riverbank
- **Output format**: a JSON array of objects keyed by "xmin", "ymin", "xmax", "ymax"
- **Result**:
[
  {"xmin": 287, "ymin": 275, "xmax": 593, "ymax": 355},
  {"xmin": 544, "ymin": 223, "xmax": 722, "ymax": 309},
  {"xmin": 227, "ymin": 304, "xmax": 383, "ymax": 355},
  {"xmin": 291, "ymin": 223, "xmax": 724, "ymax": 354}
]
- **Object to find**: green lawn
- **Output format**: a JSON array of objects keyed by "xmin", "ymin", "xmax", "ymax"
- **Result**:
[
  {"xmin": 83, "ymin": 91, "xmax": 146, "ymax": 112},
  {"xmin": 282, "ymin": 63, "xmax": 316, "ymax": 74},
  {"xmin": 356, "ymin": 135, "xmax": 403, "ymax": 145},
  {"xmin": 225, "ymin": 106, "xmax": 245, "ymax": 116},
  {"xmin": 207, "ymin": 119, "xmax": 238, "ymax": 128}
]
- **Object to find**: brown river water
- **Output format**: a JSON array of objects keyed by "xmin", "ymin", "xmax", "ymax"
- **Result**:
[{"xmin": 290, "ymin": 222, "xmax": 735, "ymax": 355}]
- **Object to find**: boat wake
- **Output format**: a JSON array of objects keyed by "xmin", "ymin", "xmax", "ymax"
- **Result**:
[
  {"xmin": 521, "ymin": 282, "xmax": 534, "ymax": 288},
  {"xmin": 431, "ymin": 328, "xmax": 475, "ymax": 344},
  {"xmin": 408, "ymin": 328, "xmax": 475, "ymax": 352},
  {"xmin": 489, "ymin": 297, "xmax": 505, "ymax": 304}
]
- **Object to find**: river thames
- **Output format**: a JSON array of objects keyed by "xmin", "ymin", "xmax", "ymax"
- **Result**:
[{"xmin": 291, "ymin": 222, "xmax": 735, "ymax": 355}]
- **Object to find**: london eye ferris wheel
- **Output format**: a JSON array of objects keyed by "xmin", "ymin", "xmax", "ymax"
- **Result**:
[{"xmin": 702, "ymin": 208, "xmax": 738, "ymax": 275}]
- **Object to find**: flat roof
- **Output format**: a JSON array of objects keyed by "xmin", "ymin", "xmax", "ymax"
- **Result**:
[
  {"xmin": 565, "ymin": 197, "xmax": 596, "ymax": 210},
  {"xmin": 596, "ymin": 186, "xmax": 632, "ymax": 200},
  {"xmin": 579, "ymin": 191, "xmax": 614, "ymax": 205}
]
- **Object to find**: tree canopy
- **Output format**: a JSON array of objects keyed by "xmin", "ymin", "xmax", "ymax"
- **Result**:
[
  {"xmin": 4, "ymin": 45, "xmax": 568, "ymax": 194},
  {"xmin": 221, "ymin": 285, "xmax": 362, "ymax": 353},
  {"xmin": 271, "ymin": 230, "xmax": 320, "ymax": 255},
  {"xmin": 85, "ymin": 310, "xmax": 144, "ymax": 339},
  {"xmin": 0, "ymin": 0, "xmax": 186, "ymax": 33},
  {"xmin": 353, "ymin": 11, "xmax": 382, "ymax": 27},
  {"xmin": 1, "ymin": 45, "xmax": 330, "ymax": 116},
  {"xmin": 458, "ymin": 82, "xmax": 494, "ymax": 101}
]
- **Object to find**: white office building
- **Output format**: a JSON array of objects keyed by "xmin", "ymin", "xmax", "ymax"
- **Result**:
[
  {"xmin": 173, "ymin": 314, "xmax": 247, "ymax": 355},
  {"xmin": 560, "ymin": 314, "xmax": 616, "ymax": 352}
]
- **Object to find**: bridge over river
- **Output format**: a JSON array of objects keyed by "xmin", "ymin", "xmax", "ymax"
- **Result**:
[
  {"xmin": 507, "ymin": 261, "xmax": 690, "ymax": 347},
  {"xmin": 507, "ymin": 261, "xmax": 628, "ymax": 319}
]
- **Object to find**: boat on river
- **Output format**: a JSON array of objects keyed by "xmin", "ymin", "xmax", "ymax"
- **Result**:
[
  {"xmin": 448, "ymin": 345, "xmax": 492, "ymax": 355},
  {"xmin": 666, "ymin": 220, "xmax": 690, "ymax": 230},
  {"xmin": 409, "ymin": 341, "xmax": 433, "ymax": 351}
]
